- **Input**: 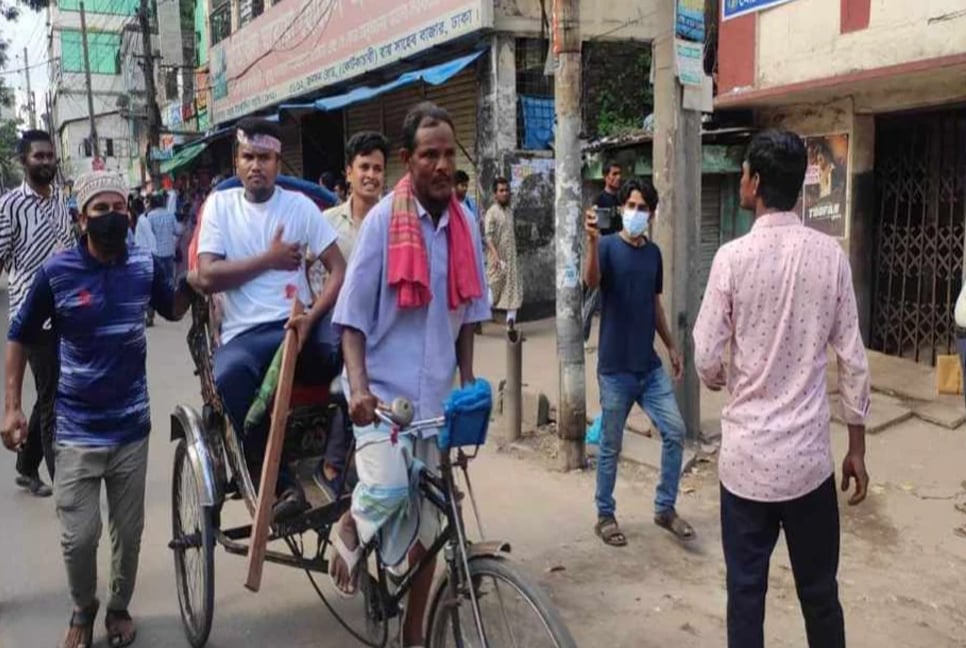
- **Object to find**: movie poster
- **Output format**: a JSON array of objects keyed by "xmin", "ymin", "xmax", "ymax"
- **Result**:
[{"xmin": 800, "ymin": 133, "xmax": 849, "ymax": 238}]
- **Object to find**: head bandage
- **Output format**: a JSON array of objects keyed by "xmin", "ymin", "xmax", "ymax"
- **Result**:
[{"xmin": 237, "ymin": 129, "xmax": 281, "ymax": 154}]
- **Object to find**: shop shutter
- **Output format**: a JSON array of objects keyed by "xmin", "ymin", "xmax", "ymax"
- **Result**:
[
  {"xmin": 699, "ymin": 175, "xmax": 722, "ymax": 299},
  {"xmin": 382, "ymin": 85, "xmax": 426, "ymax": 187},
  {"xmin": 279, "ymin": 119, "xmax": 303, "ymax": 179},
  {"xmin": 425, "ymin": 69, "xmax": 480, "ymax": 205},
  {"xmin": 345, "ymin": 100, "xmax": 383, "ymax": 139}
]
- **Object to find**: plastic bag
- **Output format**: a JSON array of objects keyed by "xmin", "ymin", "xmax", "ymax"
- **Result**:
[{"xmin": 585, "ymin": 414, "xmax": 602, "ymax": 445}]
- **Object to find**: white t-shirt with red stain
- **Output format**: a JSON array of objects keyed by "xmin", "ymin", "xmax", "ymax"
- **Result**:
[{"xmin": 197, "ymin": 186, "xmax": 337, "ymax": 345}]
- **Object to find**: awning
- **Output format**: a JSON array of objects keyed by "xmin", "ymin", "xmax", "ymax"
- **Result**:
[
  {"xmin": 280, "ymin": 49, "xmax": 486, "ymax": 115},
  {"xmin": 160, "ymin": 141, "xmax": 207, "ymax": 174}
]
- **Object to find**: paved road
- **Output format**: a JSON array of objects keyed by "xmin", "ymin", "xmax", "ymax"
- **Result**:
[{"xmin": 0, "ymin": 297, "xmax": 373, "ymax": 648}]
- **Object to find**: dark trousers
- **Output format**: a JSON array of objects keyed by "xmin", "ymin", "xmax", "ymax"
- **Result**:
[
  {"xmin": 721, "ymin": 476, "xmax": 845, "ymax": 648},
  {"xmin": 17, "ymin": 334, "xmax": 59, "ymax": 480},
  {"xmin": 213, "ymin": 318, "xmax": 343, "ymax": 491}
]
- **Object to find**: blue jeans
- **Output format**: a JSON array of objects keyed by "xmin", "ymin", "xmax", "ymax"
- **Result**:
[{"xmin": 595, "ymin": 367, "xmax": 686, "ymax": 518}]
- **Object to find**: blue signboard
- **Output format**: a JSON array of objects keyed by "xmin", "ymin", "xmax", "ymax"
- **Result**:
[
  {"xmin": 676, "ymin": 0, "xmax": 705, "ymax": 41},
  {"xmin": 722, "ymin": 0, "xmax": 796, "ymax": 21}
]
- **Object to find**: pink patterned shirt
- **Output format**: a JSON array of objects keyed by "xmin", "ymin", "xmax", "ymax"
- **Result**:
[{"xmin": 693, "ymin": 212, "xmax": 870, "ymax": 502}]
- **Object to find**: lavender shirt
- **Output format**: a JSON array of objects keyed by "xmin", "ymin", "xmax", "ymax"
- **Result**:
[{"xmin": 332, "ymin": 192, "xmax": 490, "ymax": 424}]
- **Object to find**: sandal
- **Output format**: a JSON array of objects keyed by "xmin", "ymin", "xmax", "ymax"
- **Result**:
[
  {"xmin": 954, "ymin": 501, "xmax": 966, "ymax": 516},
  {"xmin": 595, "ymin": 517, "xmax": 627, "ymax": 547},
  {"xmin": 655, "ymin": 510, "xmax": 696, "ymax": 541},
  {"xmin": 60, "ymin": 598, "xmax": 99, "ymax": 648},
  {"xmin": 273, "ymin": 485, "xmax": 309, "ymax": 521},
  {"xmin": 105, "ymin": 609, "xmax": 137, "ymax": 648},
  {"xmin": 328, "ymin": 522, "xmax": 362, "ymax": 598}
]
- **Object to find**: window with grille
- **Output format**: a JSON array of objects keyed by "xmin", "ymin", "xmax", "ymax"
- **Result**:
[
  {"xmin": 61, "ymin": 30, "xmax": 122, "ymax": 75},
  {"xmin": 515, "ymin": 38, "xmax": 554, "ymax": 150},
  {"xmin": 164, "ymin": 68, "xmax": 179, "ymax": 102},
  {"xmin": 210, "ymin": 0, "xmax": 231, "ymax": 45}
]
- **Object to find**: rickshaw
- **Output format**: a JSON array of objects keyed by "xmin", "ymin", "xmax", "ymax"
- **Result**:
[{"xmin": 168, "ymin": 176, "xmax": 576, "ymax": 647}]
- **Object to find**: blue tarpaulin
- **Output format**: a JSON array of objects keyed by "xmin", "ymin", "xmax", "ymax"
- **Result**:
[
  {"xmin": 520, "ymin": 95, "xmax": 554, "ymax": 150},
  {"xmin": 280, "ymin": 50, "xmax": 486, "ymax": 115}
]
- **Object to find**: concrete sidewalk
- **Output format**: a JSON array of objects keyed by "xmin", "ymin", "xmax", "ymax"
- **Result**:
[{"xmin": 471, "ymin": 317, "xmax": 962, "ymax": 470}]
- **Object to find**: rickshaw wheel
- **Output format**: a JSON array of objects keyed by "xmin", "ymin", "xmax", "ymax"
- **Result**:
[{"xmin": 172, "ymin": 439, "xmax": 216, "ymax": 647}]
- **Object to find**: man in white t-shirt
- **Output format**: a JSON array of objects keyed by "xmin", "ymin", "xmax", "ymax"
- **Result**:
[{"xmin": 196, "ymin": 118, "xmax": 347, "ymax": 517}]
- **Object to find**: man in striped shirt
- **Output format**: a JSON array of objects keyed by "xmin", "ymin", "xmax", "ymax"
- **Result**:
[{"xmin": 0, "ymin": 130, "xmax": 73, "ymax": 495}]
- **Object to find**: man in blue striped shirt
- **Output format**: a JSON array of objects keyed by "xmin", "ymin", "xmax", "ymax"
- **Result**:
[{"xmin": 2, "ymin": 171, "xmax": 191, "ymax": 648}]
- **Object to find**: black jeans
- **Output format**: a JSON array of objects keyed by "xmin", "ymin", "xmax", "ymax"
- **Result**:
[
  {"xmin": 720, "ymin": 476, "xmax": 845, "ymax": 648},
  {"xmin": 17, "ymin": 334, "xmax": 59, "ymax": 480}
]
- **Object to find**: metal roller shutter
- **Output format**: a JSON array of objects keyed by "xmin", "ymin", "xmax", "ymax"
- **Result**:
[
  {"xmin": 382, "ymin": 85, "xmax": 426, "ymax": 187},
  {"xmin": 699, "ymin": 175, "xmax": 722, "ymax": 299},
  {"xmin": 425, "ymin": 69, "xmax": 480, "ymax": 204},
  {"xmin": 279, "ymin": 119, "xmax": 304, "ymax": 179},
  {"xmin": 345, "ymin": 100, "xmax": 383, "ymax": 139}
]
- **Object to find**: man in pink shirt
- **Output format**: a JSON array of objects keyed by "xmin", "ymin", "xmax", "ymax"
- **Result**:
[{"xmin": 693, "ymin": 130, "xmax": 871, "ymax": 648}]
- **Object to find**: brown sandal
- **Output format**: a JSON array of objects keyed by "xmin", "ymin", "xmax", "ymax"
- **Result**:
[
  {"xmin": 60, "ymin": 599, "xmax": 99, "ymax": 648},
  {"xmin": 595, "ymin": 517, "xmax": 627, "ymax": 547},
  {"xmin": 655, "ymin": 510, "xmax": 695, "ymax": 541}
]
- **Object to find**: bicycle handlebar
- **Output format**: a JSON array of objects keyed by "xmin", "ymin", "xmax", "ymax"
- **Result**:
[{"xmin": 376, "ymin": 398, "xmax": 445, "ymax": 432}]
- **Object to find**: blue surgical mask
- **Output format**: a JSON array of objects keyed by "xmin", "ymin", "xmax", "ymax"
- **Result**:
[{"xmin": 624, "ymin": 208, "xmax": 650, "ymax": 237}]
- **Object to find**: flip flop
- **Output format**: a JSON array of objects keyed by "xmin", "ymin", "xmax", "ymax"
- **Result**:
[
  {"xmin": 328, "ymin": 526, "xmax": 362, "ymax": 598},
  {"xmin": 60, "ymin": 598, "xmax": 99, "ymax": 648},
  {"xmin": 655, "ymin": 510, "xmax": 696, "ymax": 541},
  {"xmin": 595, "ymin": 517, "xmax": 627, "ymax": 547},
  {"xmin": 105, "ymin": 609, "xmax": 137, "ymax": 648}
]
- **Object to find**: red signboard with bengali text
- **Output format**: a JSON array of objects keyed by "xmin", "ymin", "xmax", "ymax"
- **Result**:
[{"xmin": 209, "ymin": 0, "xmax": 491, "ymax": 123}]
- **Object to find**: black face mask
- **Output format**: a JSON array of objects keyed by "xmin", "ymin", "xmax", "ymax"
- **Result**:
[{"xmin": 86, "ymin": 211, "xmax": 129, "ymax": 256}]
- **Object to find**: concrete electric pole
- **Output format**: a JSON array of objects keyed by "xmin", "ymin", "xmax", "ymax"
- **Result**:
[
  {"xmin": 651, "ymin": 0, "xmax": 702, "ymax": 440},
  {"xmin": 79, "ymin": 2, "xmax": 100, "ymax": 160},
  {"xmin": 22, "ymin": 48, "xmax": 36, "ymax": 129},
  {"xmin": 552, "ymin": 0, "xmax": 586, "ymax": 471},
  {"xmin": 139, "ymin": 0, "xmax": 163, "ymax": 184}
]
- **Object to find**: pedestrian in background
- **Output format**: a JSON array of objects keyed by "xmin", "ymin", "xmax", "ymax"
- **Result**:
[
  {"xmin": 454, "ymin": 169, "xmax": 478, "ymax": 218},
  {"xmin": 0, "ymin": 129, "xmax": 73, "ymax": 493},
  {"xmin": 484, "ymin": 176, "xmax": 522, "ymax": 328},
  {"xmin": 2, "ymin": 171, "xmax": 192, "ymax": 648},
  {"xmin": 953, "ymin": 282, "xmax": 966, "ymax": 537},
  {"xmin": 144, "ymin": 191, "xmax": 182, "ymax": 326},
  {"xmin": 583, "ymin": 177, "xmax": 693, "ymax": 548},
  {"xmin": 693, "ymin": 130, "xmax": 870, "ymax": 648},
  {"xmin": 583, "ymin": 161, "xmax": 623, "ymax": 343}
]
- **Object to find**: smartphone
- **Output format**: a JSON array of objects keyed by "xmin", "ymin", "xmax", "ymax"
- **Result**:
[{"xmin": 594, "ymin": 206, "xmax": 615, "ymax": 232}]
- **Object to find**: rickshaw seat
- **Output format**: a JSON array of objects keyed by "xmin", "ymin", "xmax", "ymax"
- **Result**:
[{"xmin": 289, "ymin": 377, "xmax": 342, "ymax": 409}]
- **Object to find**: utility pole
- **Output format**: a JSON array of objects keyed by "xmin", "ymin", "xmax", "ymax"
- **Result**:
[
  {"xmin": 79, "ymin": 2, "xmax": 100, "ymax": 159},
  {"xmin": 552, "ymin": 0, "xmax": 586, "ymax": 471},
  {"xmin": 652, "ymin": 0, "xmax": 701, "ymax": 440},
  {"xmin": 22, "ymin": 48, "xmax": 36, "ymax": 129},
  {"xmin": 139, "ymin": 0, "xmax": 162, "ymax": 184}
]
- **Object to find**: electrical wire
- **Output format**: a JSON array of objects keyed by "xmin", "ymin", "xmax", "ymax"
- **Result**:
[
  {"xmin": 226, "ymin": 0, "xmax": 337, "ymax": 85},
  {"xmin": 0, "ymin": 57, "xmax": 58, "ymax": 75}
]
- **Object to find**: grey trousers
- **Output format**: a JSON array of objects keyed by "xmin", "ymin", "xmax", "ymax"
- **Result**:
[{"xmin": 53, "ymin": 437, "xmax": 149, "ymax": 611}]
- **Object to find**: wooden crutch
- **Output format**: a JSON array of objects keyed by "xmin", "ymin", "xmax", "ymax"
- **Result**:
[{"xmin": 245, "ymin": 299, "xmax": 304, "ymax": 592}]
